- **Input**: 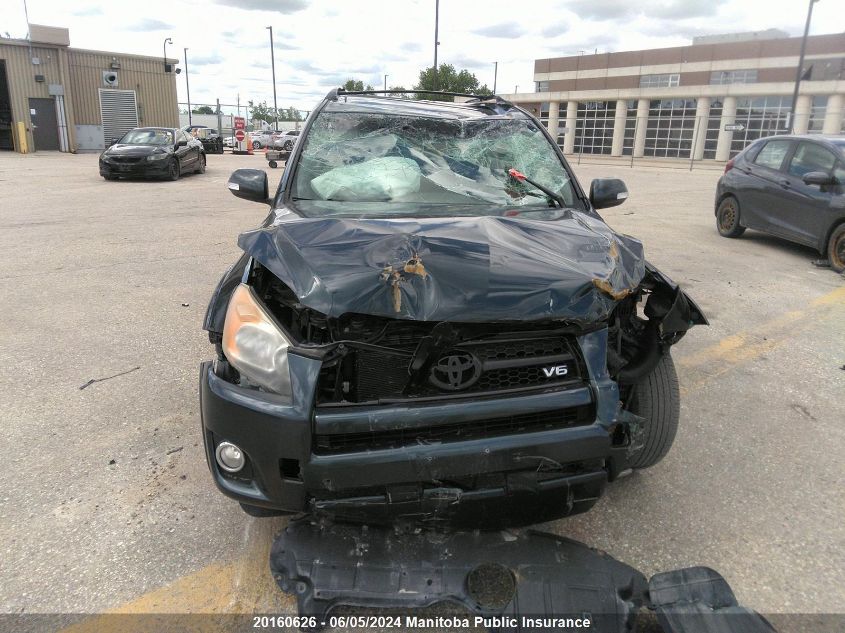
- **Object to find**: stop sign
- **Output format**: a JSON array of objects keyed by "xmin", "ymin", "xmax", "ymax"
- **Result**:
[{"xmin": 234, "ymin": 129, "xmax": 245, "ymax": 142}]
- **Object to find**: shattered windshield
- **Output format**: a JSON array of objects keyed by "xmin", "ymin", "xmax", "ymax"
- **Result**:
[{"xmin": 290, "ymin": 111, "xmax": 579, "ymax": 216}]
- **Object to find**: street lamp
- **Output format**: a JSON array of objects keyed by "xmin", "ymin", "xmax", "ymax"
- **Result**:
[
  {"xmin": 266, "ymin": 26, "xmax": 278, "ymax": 131},
  {"xmin": 789, "ymin": 0, "xmax": 820, "ymax": 132},
  {"xmin": 433, "ymin": 0, "xmax": 440, "ymax": 90},
  {"xmin": 184, "ymin": 47, "xmax": 191, "ymax": 125},
  {"xmin": 492, "ymin": 61, "xmax": 498, "ymax": 94},
  {"xmin": 384, "ymin": 74, "xmax": 388, "ymax": 90},
  {"xmin": 162, "ymin": 37, "xmax": 172, "ymax": 72}
]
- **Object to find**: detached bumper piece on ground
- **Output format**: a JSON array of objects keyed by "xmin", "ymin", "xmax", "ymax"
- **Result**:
[{"xmin": 270, "ymin": 520, "xmax": 777, "ymax": 633}]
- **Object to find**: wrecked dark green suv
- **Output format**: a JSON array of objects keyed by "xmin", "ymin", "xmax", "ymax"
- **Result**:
[{"xmin": 199, "ymin": 90, "xmax": 707, "ymax": 526}]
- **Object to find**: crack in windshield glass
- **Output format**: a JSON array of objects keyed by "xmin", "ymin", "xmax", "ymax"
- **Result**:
[{"xmin": 291, "ymin": 113, "xmax": 577, "ymax": 216}]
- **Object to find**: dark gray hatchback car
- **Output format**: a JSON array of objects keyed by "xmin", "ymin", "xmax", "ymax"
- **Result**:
[{"xmin": 715, "ymin": 134, "xmax": 845, "ymax": 272}]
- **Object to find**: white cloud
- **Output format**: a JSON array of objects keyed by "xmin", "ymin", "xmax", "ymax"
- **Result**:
[{"xmin": 6, "ymin": 0, "xmax": 841, "ymax": 113}]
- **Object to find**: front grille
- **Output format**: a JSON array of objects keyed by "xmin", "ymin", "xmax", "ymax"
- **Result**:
[
  {"xmin": 313, "ymin": 406, "xmax": 594, "ymax": 454},
  {"xmin": 111, "ymin": 156, "xmax": 144, "ymax": 163},
  {"xmin": 319, "ymin": 332, "xmax": 582, "ymax": 405}
]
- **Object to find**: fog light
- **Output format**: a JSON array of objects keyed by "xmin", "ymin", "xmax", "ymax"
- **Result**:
[{"xmin": 215, "ymin": 441, "xmax": 245, "ymax": 473}]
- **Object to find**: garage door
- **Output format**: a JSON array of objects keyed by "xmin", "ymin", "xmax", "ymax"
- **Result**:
[{"xmin": 99, "ymin": 89, "xmax": 138, "ymax": 145}]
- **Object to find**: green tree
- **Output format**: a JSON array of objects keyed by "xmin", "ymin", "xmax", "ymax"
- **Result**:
[
  {"xmin": 191, "ymin": 105, "xmax": 215, "ymax": 114},
  {"xmin": 388, "ymin": 85, "xmax": 410, "ymax": 98},
  {"xmin": 279, "ymin": 106, "xmax": 303, "ymax": 121},
  {"xmin": 412, "ymin": 64, "xmax": 491, "ymax": 101},
  {"xmin": 248, "ymin": 100, "xmax": 274, "ymax": 124},
  {"xmin": 342, "ymin": 79, "xmax": 374, "ymax": 91}
]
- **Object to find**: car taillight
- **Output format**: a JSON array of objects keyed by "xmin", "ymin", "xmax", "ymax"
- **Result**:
[{"xmin": 724, "ymin": 159, "xmax": 734, "ymax": 174}]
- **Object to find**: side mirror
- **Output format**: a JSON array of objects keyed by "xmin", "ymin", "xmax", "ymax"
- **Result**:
[
  {"xmin": 176, "ymin": 139, "xmax": 188, "ymax": 148},
  {"xmin": 227, "ymin": 169, "xmax": 269, "ymax": 203},
  {"xmin": 109, "ymin": 137, "xmax": 119, "ymax": 146},
  {"xmin": 802, "ymin": 171, "xmax": 835, "ymax": 186},
  {"xmin": 589, "ymin": 178, "xmax": 629, "ymax": 209}
]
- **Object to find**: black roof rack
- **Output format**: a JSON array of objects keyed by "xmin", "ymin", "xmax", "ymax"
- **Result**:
[{"xmin": 326, "ymin": 88, "xmax": 512, "ymax": 106}]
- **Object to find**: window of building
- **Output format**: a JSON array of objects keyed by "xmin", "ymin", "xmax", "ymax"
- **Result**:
[
  {"xmin": 644, "ymin": 99, "xmax": 697, "ymax": 158},
  {"xmin": 536, "ymin": 81, "xmax": 549, "ymax": 93},
  {"xmin": 621, "ymin": 100, "xmax": 638, "ymax": 156},
  {"xmin": 639, "ymin": 73, "xmax": 680, "ymax": 88},
  {"xmin": 808, "ymin": 57, "xmax": 845, "ymax": 81},
  {"xmin": 710, "ymin": 69, "xmax": 758, "ymax": 85},
  {"xmin": 807, "ymin": 95, "xmax": 828, "ymax": 133},
  {"xmin": 574, "ymin": 101, "xmax": 616, "ymax": 155},
  {"xmin": 703, "ymin": 100, "xmax": 723, "ymax": 160},
  {"xmin": 753, "ymin": 139, "xmax": 791, "ymax": 170},
  {"xmin": 730, "ymin": 96, "xmax": 792, "ymax": 157}
]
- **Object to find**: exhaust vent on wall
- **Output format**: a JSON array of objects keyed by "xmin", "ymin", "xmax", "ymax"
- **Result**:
[{"xmin": 102, "ymin": 71, "xmax": 118, "ymax": 87}]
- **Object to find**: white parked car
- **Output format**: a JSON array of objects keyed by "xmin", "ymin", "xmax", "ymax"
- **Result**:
[
  {"xmin": 249, "ymin": 130, "xmax": 273, "ymax": 149},
  {"xmin": 270, "ymin": 129, "xmax": 301, "ymax": 151}
]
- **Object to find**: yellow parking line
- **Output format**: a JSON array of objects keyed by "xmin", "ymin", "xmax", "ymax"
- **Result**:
[{"xmin": 678, "ymin": 286, "xmax": 845, "ymax": 393}]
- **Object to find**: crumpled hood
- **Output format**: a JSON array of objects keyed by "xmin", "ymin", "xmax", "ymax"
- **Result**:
[{"xmin": 238, "ymin": 210, "xmax": 646, "ymax": 323}]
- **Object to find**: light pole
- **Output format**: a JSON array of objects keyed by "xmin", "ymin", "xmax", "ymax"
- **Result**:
[
  {"xmin": 184, "ymin": 47, "xmax": 191, "ymax": 125},
  {"xmin": 266, "ymin": 26, "xmax": 278, "ymax": 131},
  {"xmin": 162, "ymin": 37, "xmax": 172, "ymax": 72},
  {"xmin": 384, "ymin": 74, "xmax": 388, "ymax": 90},
  {"xmin": 433, "ymin": 0, "xmax": 440, "ymax": 90},
  {"xmin": 789, "ymin": 0, "xmax": 820, "ymax": 132},
  {"xmin": 514, "ymin": 84, "xmax": 519, "ymax": 94},
  {"xmin": 492, "ymin": 61, "xmax": 498, "ymax": 94}
]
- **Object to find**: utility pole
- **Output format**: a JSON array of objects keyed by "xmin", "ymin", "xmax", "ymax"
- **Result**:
[
  {"xmin": 789, "ymin": 0, "xmax": 819, "ymax": 132},
  {"xmin": 433, "ymin": 0, "xmax": 440, "ymax": 90},
  {"xmin": 492, "ymin": 61, "xmax": 498, "ymax": 94},
  {"xmin": 514, "ymin": 84, "xmax": 519, "ymax": 94},
  {"xmin": 266, "ymin": 26, "xmax": 279, "ymax": 131},
  {"xmin": 384, "ymin": 74, "xmax": 388, "ymax": 90},
  {"xmin": 184, "ymin": 48, "xmax": 191, "ymax": 124}
]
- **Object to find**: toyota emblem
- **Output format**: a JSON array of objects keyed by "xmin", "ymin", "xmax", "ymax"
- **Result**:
[{"xmin": 429, "ymin": 350, "xmax": 482, "ymax": 391}]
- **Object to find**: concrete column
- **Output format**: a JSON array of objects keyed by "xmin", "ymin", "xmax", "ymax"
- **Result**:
[
  {"xmin": 715, "ymin": 96, "xmax": 737, "ymax": 162},
  {"xmin": 692, "ymin": 97, "xmax": 710, "ymax": 160},
  {"xmin": 546, "ymin": 100, "xmax": 559, "ymax": 146},
  {"xmin": 822, "ymin": 94, "xmax": 844, "ymax": 134},
  {"xmin": 632, "ymin": 98, "xmax": 649, "ymax": 158},
  {"xmin": 610, "ymin": 99, "xmax": 627, "ymax": 157},
  {"xmin": 792, "ymin": 94, "xmax": 812, "ymax": 134},
  {"xmin": 563, "ymin": 100, "xmax": 578, "ymax": 155}
]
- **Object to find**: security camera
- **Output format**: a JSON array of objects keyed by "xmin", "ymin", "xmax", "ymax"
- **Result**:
[{"xmin": 175, "ymin": 68, "xmax": 182, "ymax": 74}]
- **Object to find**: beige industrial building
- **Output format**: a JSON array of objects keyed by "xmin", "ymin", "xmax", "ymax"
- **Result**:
[
  {"xmin": 0, "ymin": 24, "xmax": 179, "ymax": 152},
  {"xmin": 505, "ymin": 31, "xmax": 845, "ymax": 162}
]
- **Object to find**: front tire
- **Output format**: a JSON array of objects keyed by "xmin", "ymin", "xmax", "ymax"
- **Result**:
[
  {"xmin": 268, "ymin": 160, "xmax": 278, "ymax": 169},
  {"xmin": 716, "ymin": 196, "xmax": 745, "ymax": 238},
  {"xmin": 196, "ymin": 153, "xmax": 206, "ymax": 174},
  {"xmin": 827, "ymin": 224, "xmax": 845, "ymax": 273},
  {"xmin": 626, "ymin": 354, "xmax": 680, "ymax": 469},
  {"xmin": 252, "ymin": 141, "xmax": 261, "ymax": 149},
  {"xmin": 283, "ymin": 141, "xmax": 293, "ymax": 151},
  {"xmin": 166, "ymin": 159, "xmax": 180, "ymax": 181}
]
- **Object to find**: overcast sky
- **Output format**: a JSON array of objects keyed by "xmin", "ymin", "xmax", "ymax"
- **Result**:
[{"xmin": 4, "ymin": 0, "xmax": 843, "ymax": 114}]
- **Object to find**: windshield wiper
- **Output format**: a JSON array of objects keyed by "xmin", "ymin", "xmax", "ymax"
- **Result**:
[{"xmin": 508, "ymin": 168, "xmax": 565, "ymax": 209}]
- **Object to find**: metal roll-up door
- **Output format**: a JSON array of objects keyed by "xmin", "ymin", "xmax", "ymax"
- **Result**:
[{"xmin": 99, "ymin": 89, "xmax": 138, "ymax": 145}]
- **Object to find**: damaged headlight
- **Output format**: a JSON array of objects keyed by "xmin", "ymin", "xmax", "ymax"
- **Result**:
[{"xmin": 222, "ymin": 284, "xmax": 293, "ymax": 400}]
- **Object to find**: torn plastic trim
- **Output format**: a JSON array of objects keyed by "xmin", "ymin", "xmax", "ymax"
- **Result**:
[{"xmin": 269, "ymin": 521, "xmax": 777, "ymax": 633}]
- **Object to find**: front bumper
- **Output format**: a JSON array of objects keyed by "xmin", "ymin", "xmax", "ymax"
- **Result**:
[
  {"xmin": 199, "ymin": 329, "xmax": 634, "ymax": 525},
  {"xmin": 100, "ymin": 159, "xmax": 170, "ymax": 177}
]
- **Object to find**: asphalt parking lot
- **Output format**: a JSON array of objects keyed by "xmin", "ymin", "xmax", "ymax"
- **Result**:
[{"xmin": 1, "ymin": 150, "xmax": 843, "ymax": 627}]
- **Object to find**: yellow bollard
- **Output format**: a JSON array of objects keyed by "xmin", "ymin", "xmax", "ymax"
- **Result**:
[{"xmin": 15, "ymin": 122, "xmax": 29, "ymax": 153}]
